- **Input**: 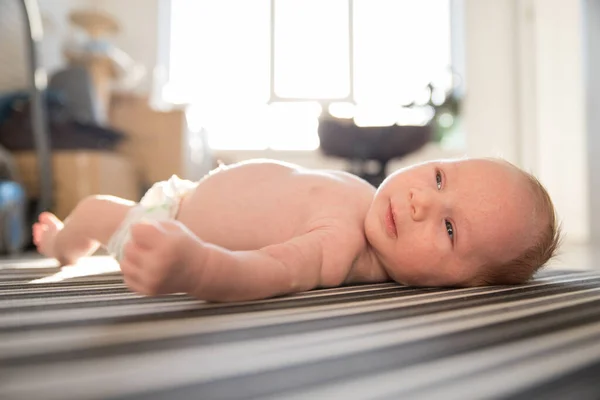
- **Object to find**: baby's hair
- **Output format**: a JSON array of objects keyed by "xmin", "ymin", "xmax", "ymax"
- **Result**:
[{"xmin": 472, "ymin": 162, "xmax": 562, "ymax": 286}]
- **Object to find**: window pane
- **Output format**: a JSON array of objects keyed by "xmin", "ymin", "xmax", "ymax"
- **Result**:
[
  {"xmin": 169, "ymin": 0, "xmax": 273, "ymax": 150},
  {"xmin": 354, "ymin": 0, "xmax": 451, "ymax": 106},
  {"xmin": 169, "ymin": 0, "xmax": 270, "ymax": 104},
  {"xmin": 274, "ymin": 0, "xmax": 350, "ymax": 99}
]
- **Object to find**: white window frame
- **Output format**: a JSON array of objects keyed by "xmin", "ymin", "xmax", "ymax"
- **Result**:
[{"xmin": 267, "ymin": 0, "xmax": 355, "ymax": 105}]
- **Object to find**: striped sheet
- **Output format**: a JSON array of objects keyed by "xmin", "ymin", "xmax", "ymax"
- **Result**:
[{"xmin": 1, "ymin": 262, "xmax": 600, "ymax": 400}]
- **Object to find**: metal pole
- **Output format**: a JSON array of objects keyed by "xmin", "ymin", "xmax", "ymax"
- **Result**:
[{"xmin": 20, "ymin": 0, "xmax": 53, "ymax": 215}]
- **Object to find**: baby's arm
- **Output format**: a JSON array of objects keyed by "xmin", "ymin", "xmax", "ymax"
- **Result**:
[
  {"xmin": 119, "ymin": 222, "xmax": 357, "ymax": 302},
  {"xmin": 33, "ymin": 195, "xmax": 135, "ymax": 265},
  {"xmin": 191, "ymin": 228, "xmax": 358, "ymax": 302}
]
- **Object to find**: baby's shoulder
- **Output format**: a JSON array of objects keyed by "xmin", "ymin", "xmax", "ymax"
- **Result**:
[
  {"xmin": 322, "ymin": 169, "xmax": 376, "ymax": 196},
  {"xmin": 307, "ymin": 217, "xmax": 367, "ymax": 251},
  {"xmin": 309, "ymin": 170, "xmax": 375, "ymax": 217},
  {"xmin": 303, "ymin": 221, "xmax": 368, "ymax": 286}
]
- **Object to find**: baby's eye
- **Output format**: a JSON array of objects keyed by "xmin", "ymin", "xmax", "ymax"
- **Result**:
[
  {"xmin": 445, "ymin": 220, "xmax": 454, "ymax": 241},
  {"xmin": 436, "ymin": 170, "xmax": 443, "ymax": 190}
]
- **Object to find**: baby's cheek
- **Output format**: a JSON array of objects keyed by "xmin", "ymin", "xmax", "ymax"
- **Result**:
[{"xmin": 418, "ymin": 224, "xmax": 446, "ymax": 251}]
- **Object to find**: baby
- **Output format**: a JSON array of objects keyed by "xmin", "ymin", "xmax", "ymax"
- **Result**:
[{"xmin": 33, "ymin": 157, "xmax": 561, "ymax": 302}]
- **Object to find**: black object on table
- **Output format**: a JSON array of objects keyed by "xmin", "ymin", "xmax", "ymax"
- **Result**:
[{"xmin": 318, "ymin": 115, "xmax": 432, "ymax": 187}]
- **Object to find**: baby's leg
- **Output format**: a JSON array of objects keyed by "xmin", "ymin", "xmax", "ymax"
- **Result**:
[{"xmin": 33, "ymin": 195, "xmax": 136, "ymax": 265}]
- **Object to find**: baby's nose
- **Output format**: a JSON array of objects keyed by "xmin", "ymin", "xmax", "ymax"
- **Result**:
[{"xmin": 409, "ymin": 188, "xmax": 434, "ymax": 221}]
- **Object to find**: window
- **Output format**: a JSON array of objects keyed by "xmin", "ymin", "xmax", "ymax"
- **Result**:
[{"xmin": 166, "ymin": 0, "xmax": 452, "ymax": 150}]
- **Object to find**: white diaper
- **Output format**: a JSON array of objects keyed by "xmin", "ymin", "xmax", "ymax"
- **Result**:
[{"xmin": 107, "ymin": 175, "xmax": 198, "ymax": 262}]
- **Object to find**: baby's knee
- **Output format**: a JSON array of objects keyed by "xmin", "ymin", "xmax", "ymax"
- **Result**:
[{"xmin": 70, "ymin": 195, "xmax": 137, "ymax": 244}]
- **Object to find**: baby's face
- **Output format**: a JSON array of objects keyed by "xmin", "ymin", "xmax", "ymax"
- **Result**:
[{"xmin": 365, "ymin": 158, "xmax": 538, "ymax": 287}]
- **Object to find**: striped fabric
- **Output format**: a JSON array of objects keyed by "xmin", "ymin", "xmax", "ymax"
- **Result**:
[{"xmin": 2, "ymin": 261, "xmax": 600, "ymax": 399}]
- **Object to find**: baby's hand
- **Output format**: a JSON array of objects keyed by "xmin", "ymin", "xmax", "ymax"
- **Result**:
[{"xmin": 120, "ymin": 220, "xmax": 204, "ymax": 296}]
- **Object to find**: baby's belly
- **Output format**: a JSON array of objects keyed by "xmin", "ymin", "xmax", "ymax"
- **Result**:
[{"xmin": 176, "ymin": 184, "xmax": 311, "ymax": 251}]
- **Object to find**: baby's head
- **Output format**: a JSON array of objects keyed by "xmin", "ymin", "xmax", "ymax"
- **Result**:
[{"xmin": 364, "ymin": 157, "xmax": 561, "ymax": 287}]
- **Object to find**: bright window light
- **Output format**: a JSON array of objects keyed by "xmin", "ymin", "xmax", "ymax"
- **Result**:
[
  {"xmin": 167, "ymin": 0, "xmax": 451, "ymax": 150},
  {"xmin": 274, "ymin": 0, "xmax": 350, "ymax": 99}
]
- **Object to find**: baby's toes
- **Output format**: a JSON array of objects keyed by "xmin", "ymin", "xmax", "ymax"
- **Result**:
[
  {"xmin": 38, "ymin": 212, "xmax": 63, "ymax": 232},
  {"xmin": 32, "ymin": 223, "xmax": 41, "ymax": 244}
]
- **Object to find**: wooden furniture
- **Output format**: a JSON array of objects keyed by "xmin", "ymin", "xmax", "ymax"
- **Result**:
[
  {"xmin": 109, "ymin": 93, "xmax": 209, "ymax": 188},
  {"xmin": 14, "ymin": 150, "xmax": 138, "ymax": 220}
]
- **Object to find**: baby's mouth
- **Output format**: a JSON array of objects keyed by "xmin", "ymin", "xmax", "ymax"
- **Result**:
[{"xmin": 385, "ymin": 201, "xmax": 397, "ymax": 238}]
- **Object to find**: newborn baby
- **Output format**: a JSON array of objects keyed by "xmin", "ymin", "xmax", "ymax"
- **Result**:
[{"xmin": 33, "ymin": 157, "xmax": 561, "ymax": 302}]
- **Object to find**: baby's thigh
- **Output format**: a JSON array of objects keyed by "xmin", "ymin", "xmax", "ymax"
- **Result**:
[
  {"xmin": 79, "ymin": 195, "xmax": 138, "ymax": 246},
  {"xmin": 174, "ymin": 188, "xmax": 204, "ymax": 232}
]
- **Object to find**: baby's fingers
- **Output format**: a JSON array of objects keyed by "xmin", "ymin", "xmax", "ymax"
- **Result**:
[
  {"xmin": 120, "ymin": 260, "xmax": 145, "ymax": 294},
  {"xmin": 119, "ymin": 244, "xmax": 147, "ymax": 290},
  {"xmin": 130, "ymin": 221, "xmax": 163, "ymax": 249}
]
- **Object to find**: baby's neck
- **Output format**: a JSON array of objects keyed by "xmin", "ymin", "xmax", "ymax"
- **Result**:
[{"xmin": 344, "ymin": 244, "xmax": 390, "ymax": 285}]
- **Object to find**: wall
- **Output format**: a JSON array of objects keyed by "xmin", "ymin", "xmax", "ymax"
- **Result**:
[
  {"xmin": 85, "ymin": 0, "xmax": 160, "ymax": 95},
  {"xmin": 584, "ymin": 0, "xmax": 600, "ymax": 245},
  {"xmin": 464, "ymin": 0, "xmax": 589, "ymax": 244},
  {"xmin": 533, "ymin": 0, "xmax": 588, "ymax": 244},
  {"xmin": 37, "ymin": 0, "xmax": 159, "ymax": 94},
  {"xmin": 0, "ymin": 0, "xmax": 82, "ymax": 91},
  {"xmin": 38, "ymin": 0, "xmax": 92, "ymax": 75},
  {"xmin": 463, "ymin": 0, "xmax": 521, "ymax": 164},
  {"xmin": 0, "ymin": 0, "xmax": 30, "ymax": 91}
]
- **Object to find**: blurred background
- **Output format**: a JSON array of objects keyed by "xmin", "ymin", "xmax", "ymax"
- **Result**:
[{"xmin": 0, "ymin": 0, "xmax": 596, "ymax": 263}]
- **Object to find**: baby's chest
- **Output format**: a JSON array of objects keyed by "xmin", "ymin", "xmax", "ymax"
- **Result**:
[{"xmin": 179, "ymin": 179, "xmax": 364, "ymax": 250}]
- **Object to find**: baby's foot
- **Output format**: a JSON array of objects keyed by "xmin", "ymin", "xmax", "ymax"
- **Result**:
[{"xmin": 33, "ymin": 212, "xmax": 64, "ymax": 259}]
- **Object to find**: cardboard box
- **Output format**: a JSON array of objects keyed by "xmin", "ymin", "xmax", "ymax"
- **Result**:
[
  {"xmin": 109, "ymin": 93, "xmax": 209, "ymax": 187},
  {"xmin": 14, "ymin": 151, "xmax": 139, "ymax": 220}
]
